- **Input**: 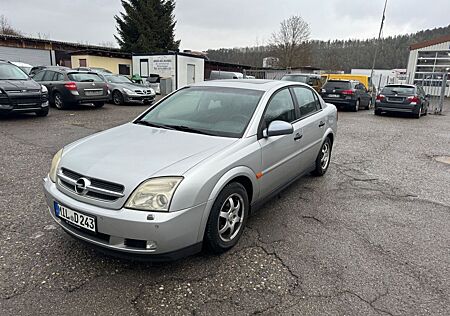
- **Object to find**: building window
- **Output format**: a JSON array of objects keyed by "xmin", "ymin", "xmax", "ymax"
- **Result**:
[
  {"xmin": 79, "ymin": 59, "xmax": 87, "ymax": 67},
  {"xmin": 119, "ymin": 64, "xmax": 131, "ymax": 75}
]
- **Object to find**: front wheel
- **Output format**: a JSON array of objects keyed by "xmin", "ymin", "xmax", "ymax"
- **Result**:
[
  {"xmin": 112, "ymin": 91, "xmax": 124, "ymax": 105},
  {"xmin": 204, "ymin": 182, "xmax": 249, "ymax": 254},
  {"xmin": 352, "ymin": 99, "xmax": 360, "ymax": 112},
  {"xmin": 312, "ymin": 138, "xmax": 332, "ymax": 176}
]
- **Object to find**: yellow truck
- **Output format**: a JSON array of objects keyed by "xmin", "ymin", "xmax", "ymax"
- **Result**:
[{"xmin": 321, "ymin": 74, "xmax": 370, "ymax": 90}]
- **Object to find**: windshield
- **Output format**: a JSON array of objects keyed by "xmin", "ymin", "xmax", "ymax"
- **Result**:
[
  {"xmin": 67, "ymin": 72, "xmax": 104, "ymax": 82},
  {"xmin": 106, "ymin": 75, "xmax": 132, "ymax": 83},
  {"xmin": 0, "ymin": 63, "xmax": 29, "ymax": 80},
  {"xmin": 137, "ymin": 87, "xmax": 264, "ymax": 138},
  {"xmin": 281, "ymin": 75, "xmax": 308, "ymax": 83},
  {"xmin": 382, "ymin": 86, "xmax": 415, "ymax": 95},
  {"xmin": 323, "ymin": 81, "xmax": 351, "ymax": 90}
]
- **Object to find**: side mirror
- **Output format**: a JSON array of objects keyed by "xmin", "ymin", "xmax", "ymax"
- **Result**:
[{"xmin": 263, "ymin": 120, "xmax": 294, "ymax": 138}]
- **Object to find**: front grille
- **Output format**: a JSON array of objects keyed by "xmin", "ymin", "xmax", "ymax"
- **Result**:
[
  {"xmin": 134, "ymin": 90, "xmax": 153, "ymax": 95},
  {"xmin": 59, "ymin": 168, "xmax": 125, "ymax": 201},
  {"xmin": 9, "ymin": 94, "xmax": 42, "ymax": 108}
]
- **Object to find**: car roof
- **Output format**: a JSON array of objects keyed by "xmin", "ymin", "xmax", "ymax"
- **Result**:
[
  {"xmin": 192, "ymin": 79, "xmax": 297, "ymax": 91},
  {"xmin": 284, "ymin": 73, "xmax": 319, "ymax": 77},
  {"xmin": 384, "ymin": 84, "xmax": 416, "ymax": 87}
]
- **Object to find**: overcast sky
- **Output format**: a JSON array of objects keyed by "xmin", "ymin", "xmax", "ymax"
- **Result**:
[{"xmin": 2, "ymin": 0, "xmax": 450, "ymax": 51}]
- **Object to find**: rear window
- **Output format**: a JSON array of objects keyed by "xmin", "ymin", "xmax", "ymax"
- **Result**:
[
  {"xmin": 67, "ymin": 72, "xmax": 103, "ymax": 82},
  {"xmin": 323, "ymin": 81, "xmax": 351, "ymax": 90},
  {"xmin": 381, "ymin": 86, "xmax": 415, "ymax": 95},
  {"xmin": 281, "ymin": 75, "xmax": 308, "ymax": 83}
]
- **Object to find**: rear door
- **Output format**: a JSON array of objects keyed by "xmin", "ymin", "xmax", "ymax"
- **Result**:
[
  {"xmin": 291, "ymin": 86, "xmax": 325, "ymax": 172},
  {"xmin": 356, "ymin": 83, "xmax": 371, "ymax": 106},
  {"xmin": 257, "ymin": 88, "xmax": 302, "ymax": 197}
]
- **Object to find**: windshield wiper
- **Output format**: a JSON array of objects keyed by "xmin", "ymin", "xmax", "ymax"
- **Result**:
[
  {"xmin": 165, "ymin": 125, "xmax": 214, "ymax": 136},
  {"xmin": 134, "ymin": 120, "xmax": 176, "ymax": 130}
]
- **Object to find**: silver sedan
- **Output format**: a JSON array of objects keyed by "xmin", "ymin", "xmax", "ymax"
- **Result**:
[{"xmin": 43, "ymin": 80, "xmax": 337, "ymax": 260}]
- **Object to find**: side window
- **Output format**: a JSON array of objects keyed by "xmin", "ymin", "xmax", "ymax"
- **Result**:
[
  {"xmin": 293, "ymin": 87, "xmax": 321, "ymax": 117},
  {"xmin": 263, "ymin": 88, "xmax": 296, "ymax": 126},
  {"xmin": 32, "ymin": 71, "xmax": 45, "ymax": 81},
  {"xmin": 43, "ymin": 71, "xmax": 55, "ymax": 81},
  {"xmin": 56, "ymin": 73, "xmax": 64, "ymax": 81}
]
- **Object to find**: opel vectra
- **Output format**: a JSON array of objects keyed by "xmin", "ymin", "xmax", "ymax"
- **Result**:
[{"xmin": 43, "ymin": 80, "xmax": 337, "ymax": 260}]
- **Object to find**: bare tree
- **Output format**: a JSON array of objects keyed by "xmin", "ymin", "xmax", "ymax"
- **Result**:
[
  {"xmin": 0, "ymin": 15, "xmax": 22, "ymax": 36},
  {"xmin": 270, "ymin": 15, "xmax": 311, "ymax": 68},
  {"xmin": 98, "ymin": 41, "xmax": 117, "ymax": 48}
]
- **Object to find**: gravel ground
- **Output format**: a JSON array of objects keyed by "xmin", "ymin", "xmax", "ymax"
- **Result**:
[{"xmin": 1, "ymin": 100, "xmax": 449, "ymax": 315}]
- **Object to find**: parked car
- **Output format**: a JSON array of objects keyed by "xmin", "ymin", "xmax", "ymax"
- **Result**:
[
  {"xmin": 319, "ymin": 79, "xmax": 371, "ymax": 111},
  {"xmin": 10, "ymin": 61, "xmax": 33, "ymax": 75},
  {"xmin": 210, "ymin": 70, "xmax": 244, "ymax": 80},
  {"xmin": 73, "ymin": 67, "xmax": 112, "ymax": 74},
  {"xmin": 281, "ymin": 73, "xmax": 323, "ymax": 92},
  {"xmin": 29, "ymin": 65, "xmax": 70, "ymax": 78},
  {"xmin": 43, "ymin": 80, "xmax": 337, "ymax": 260},
  {"xmin": 33, "ymin": 69, "xmax": 109, "ymax": 109},
  {"xmin": 375, "ymin": 84, "xmax": 429, "ymax": 118},
  {"xmin": 101, "ymin": 74, "xmax": 156, "ymax": 105},
  {"xmin": 0, "ymin": 60, "xmax": 49, "ymax": 117}
]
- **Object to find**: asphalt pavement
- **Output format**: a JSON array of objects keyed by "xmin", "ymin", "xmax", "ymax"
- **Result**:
[{"xmin": 1, "ymin": 100, "xmax": 449, "ymax": 315}]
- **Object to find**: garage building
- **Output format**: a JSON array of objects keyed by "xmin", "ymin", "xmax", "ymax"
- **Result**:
[{"xmin": 406, "ymin": 34, "xmax": 450, "ymax": 96}]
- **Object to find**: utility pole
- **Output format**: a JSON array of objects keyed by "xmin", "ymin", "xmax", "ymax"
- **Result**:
[{"xmin": 370, "ymin": 0, "xmax": 388, "ymax": 93}]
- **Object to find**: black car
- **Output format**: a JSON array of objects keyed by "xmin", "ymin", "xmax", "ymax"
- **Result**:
[
  {"xmin": 320, "ymin": 79, "xmax": 372, "ymax": 111},
  {"xmin": 33, "ymin": 69, "xmax": 110, "ymax": 109},
  {"xmin": 375, "ymin": 84, "xmax": 429, "ymax": 118},
  {"xmin": 0, "ymin": 60, "xmax": 49, "ymax": 117},
  {"xmin": 281, "ymin": 73, "xmax": 323, "ymax": 92}
]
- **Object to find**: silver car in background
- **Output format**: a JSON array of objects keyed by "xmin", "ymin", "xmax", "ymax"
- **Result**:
[
  {"xmin": 101, "ymin": 74, "xmax": 156, "ymax": 105},
  {"xmin": 43, "ymin": 80, "xmax": 337, "ymax": 260}
]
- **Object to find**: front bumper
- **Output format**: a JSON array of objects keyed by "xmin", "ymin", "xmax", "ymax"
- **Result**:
[
  {"xmin": 0, "ymin": 101, "xmax": 48, "ymax": 114},
  {"xmin": 123, "ymin": 93, "xmax": 155, "ymax": 104},
  {"xmin": 43, "ymin": 177, "xmax": 206, "ymax": 257}
]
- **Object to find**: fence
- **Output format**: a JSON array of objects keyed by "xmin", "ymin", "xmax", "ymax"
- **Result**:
[{"xmin": 414, "ymin": 72, "xmax": 449, "ymax": 114}]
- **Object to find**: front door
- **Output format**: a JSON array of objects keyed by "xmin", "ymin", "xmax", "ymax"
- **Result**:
[
  {"xmin": 187, "ymin": 64, "xmax": 195, "ymax": 84},
  {"xmin": 258, "ymin": 88, "xmax": 302, "ymax": 198}
]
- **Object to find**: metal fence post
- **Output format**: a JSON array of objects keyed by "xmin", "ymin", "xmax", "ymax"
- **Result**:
[{"xmin": 437, "ymin": 72, "xmax": 448, "ymax": 114}]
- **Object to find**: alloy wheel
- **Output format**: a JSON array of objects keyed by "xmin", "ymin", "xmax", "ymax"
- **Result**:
[
  {"xmin": 321, "ymin": 142, "xmax": 330, "ymax": 170},
  {"xmin": 217, "ymin": 193, "xmax": 245, "ymax": 242},
  {"xmin": 55, "ymin": 94, "xmax": 63, "ymax": 109}
]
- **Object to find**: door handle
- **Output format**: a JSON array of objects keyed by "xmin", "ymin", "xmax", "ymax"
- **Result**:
[
  {"xmin": 294, "ymin": 133, "xmax": 303, "ymax": 141},
  {"xmin": 319, "ymin": 121, "xmax": 325, "ymax": 127}
]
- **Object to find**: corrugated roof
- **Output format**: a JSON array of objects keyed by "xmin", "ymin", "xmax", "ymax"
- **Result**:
[{"xmin": 410, "ymin": 34, "xmax": 450, "ymax": 50}]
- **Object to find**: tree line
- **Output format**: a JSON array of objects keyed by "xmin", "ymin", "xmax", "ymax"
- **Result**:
[{"xmin": 206, "ymin": 25, "xmax": 450, "ymax": 72}]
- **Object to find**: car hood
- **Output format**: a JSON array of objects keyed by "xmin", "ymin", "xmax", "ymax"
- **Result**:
[
  {"xmin": 61, "ymin": 123, "xmax": 237, "ymax": 190},
  {"xmin": 113, "ymin": 82, "xmax": 148, "ymax": 91},
  {"xmin": 1, "ymin": 79, "xmax": 41, "ymax": 91}
]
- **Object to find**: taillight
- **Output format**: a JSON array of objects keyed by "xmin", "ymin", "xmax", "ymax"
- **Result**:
[
  {"xmin": 407, "ymin": 96, "xmax": 420, "ymax": 103},
  {"xmin": 376, "ymin": 94, "xmax": 385, "ymax": 101},
  {"xmin": 342, "ymin": 89, "xmax": 354, "ymax": 95},
  {"xmin": 64, "ymin": 82, "xmax": 77, "ymax": 91}
]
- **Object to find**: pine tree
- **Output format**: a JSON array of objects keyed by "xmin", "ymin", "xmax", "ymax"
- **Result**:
[{"xmin": 115, "ymin": 0, "xmax": 180, "ymax": 53}]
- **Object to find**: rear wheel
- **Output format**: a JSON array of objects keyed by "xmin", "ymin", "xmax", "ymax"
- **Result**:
[
  {"xmin": 112, "ymin": 91, "xmax": 124, "ymax": 105},
  {"xmin": 53, "ymin": 92, "xmax": 66, "ymax": 110},
  {"xmin": 352, "ymin": 99, "xmax": 360, "ymax": 112},
  {"xmin": 94, "ymin": 102, "xmax": 105, "ymax": 108},
  {"xmin": 204, "ymin": 182, "xmax": 248, "ymax": 254},
  {"xmin": 415, "ymin": 106, "xmax": 422, "ymax": 119},
  {"xmin": 312, "ymin": 138, "xmax": 332, "ymax": 176},
  {"xmin": 35, "ymin": 107, "xmax": 49, "ymax": 117}
]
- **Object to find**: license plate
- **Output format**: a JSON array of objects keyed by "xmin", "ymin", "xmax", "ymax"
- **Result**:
[
  {"xmin": 85, "ymin": 90, "xmax": 103, "ymax": 96},
  {"xmin": 54, "ymin": 202, "xmax": 96, "ymax": 232},
  {"xmin": 328, "ymin": 94, "xmax": 340, "ymax": 98}
]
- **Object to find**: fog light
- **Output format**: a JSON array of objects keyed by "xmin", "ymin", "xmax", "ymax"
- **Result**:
[
  {"xmin": 146, "ymin": 241, "xmax": 157, "ymax": 250},
  {"xmin": 41, "ymin": 101, "xmax": 49, "ymax": 108}
]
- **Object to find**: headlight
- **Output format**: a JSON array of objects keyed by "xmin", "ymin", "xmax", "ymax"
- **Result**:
[
  {"xmin": 41, "ymin": 85, "xmax": 48, "ymax": 93},
  {"xmin": 123, "ymin": 88, "xmax": 133, "ymax": 95},
  {"xmin": 125, "ymin": 177, "xmax": 183, "ymax": 212},
  {"xmin": 49, "ymin": 149, "xmax": 63, "ymax": 182}
]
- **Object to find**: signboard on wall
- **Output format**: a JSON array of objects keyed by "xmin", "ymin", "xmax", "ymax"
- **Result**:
[{"xmin": 153, "ymin": 58, "xmax": 172, "ymax": 70}]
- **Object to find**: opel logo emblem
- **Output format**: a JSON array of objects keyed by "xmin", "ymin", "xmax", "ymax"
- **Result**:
[{"xmin": 75, "ymin": 177, "xmax": 91, "ymax": 195}]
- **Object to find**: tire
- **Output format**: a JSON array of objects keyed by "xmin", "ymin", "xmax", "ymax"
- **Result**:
[
  {"xmin": 112, "ymin": 91, "xmax": 124, "ymax": 105},
  {"xmin": 415, "ymin": 106, "xmax": 422, "ymax": 119},
  {"xmin": 374, "ymin": 109, "xmax": 382, "ymax": 116},
  {"xmin": 53, "ymin": 92, "xmax": 66, "ymax": 110},
  {"xmin": 312, "ymin": 137, "xmax": 332, "ymax": 176},
  {"xmin": 94, "ymin": 102, "xmax": 105, "ymax": 108},
  {"xmin": 35, "ymin": 107, "xmax": 49, "ymax": 117},
  {"xmin": 204, "ymin": 182, "xmax": 249, "ymax": 254},
  {"xmin": 352, "ymin": 99, "xmax": 360, "ymax": 112},
  {"xmin": 366, "ymin": 98, "xmax": 373, "ymax": 110},
  {"xmin": 423, "ymin": 106, "xmax": 428, "ymax": 116}
]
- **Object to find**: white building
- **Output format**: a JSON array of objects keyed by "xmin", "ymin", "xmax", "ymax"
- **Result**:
[
  {"xmin": 132, "ymin": 52, "xmax": 205, "ymax": 93},
  {"xmin": 406, "ymin": 34, "xmax": 450, "ymax": 96}
]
